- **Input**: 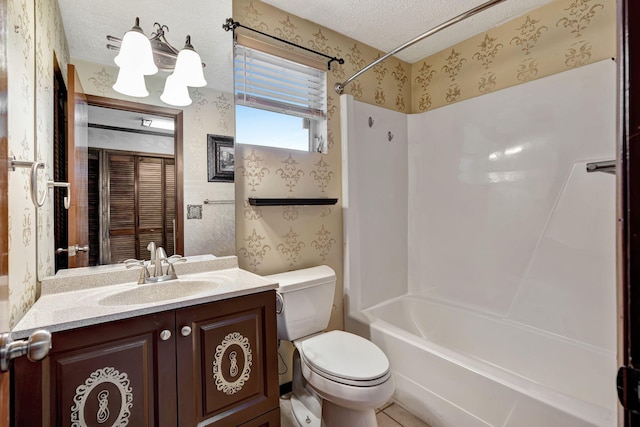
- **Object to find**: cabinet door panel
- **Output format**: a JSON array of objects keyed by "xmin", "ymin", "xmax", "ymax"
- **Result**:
[
  {"xmin": 176, "ymin": 291, "xmax": 278, "ymax": 426},
  {"xmin": 12, "ymin": 312, "xmax": 176, "ymax": 427},
  {"xmin": 239, "ymin": 407, "xmax": 281, "ymax": 427}
]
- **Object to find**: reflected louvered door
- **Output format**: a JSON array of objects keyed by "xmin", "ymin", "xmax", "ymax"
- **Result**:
[
  {"xmin": 165, "ymin": 160, "xmax": 175, "ymax": 256},
  {"xmin": 108, "ymin": 154, "xmax": 137, "ymax": 263},
  {"xmin": 107, "ymin": 152, "xmax": 175, "ymax": 263},
  {"xmin": 138, "ymin": 157, "xmax": 164, "ymax": 258}
]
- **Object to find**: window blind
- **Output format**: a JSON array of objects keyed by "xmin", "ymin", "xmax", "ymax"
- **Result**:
[{"xmin": 235, "ymin": 45, "xmax": 327, "ymax": 120}]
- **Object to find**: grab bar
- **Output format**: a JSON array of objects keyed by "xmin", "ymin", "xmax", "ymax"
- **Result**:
[{"xmin": 586, "ymin": 160, "xmax": 615, "ymax": 175}]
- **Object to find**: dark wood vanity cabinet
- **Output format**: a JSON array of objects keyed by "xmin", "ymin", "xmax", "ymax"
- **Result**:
[
  {"xmin": 13, "ymin": 310, "xmax": 178, "ymax": 426},
  {"xmin": 176, "ymin": 291, "xmax": 280, "ymax": 426},
  {"xmin": 12, "ymin": 291, "xmax": 280, "ymax": 427}
]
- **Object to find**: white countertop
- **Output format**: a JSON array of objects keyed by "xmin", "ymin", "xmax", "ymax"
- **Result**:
[{"xmin": 12, "ymin": 256, "xmax": 278, "ymax": 339}]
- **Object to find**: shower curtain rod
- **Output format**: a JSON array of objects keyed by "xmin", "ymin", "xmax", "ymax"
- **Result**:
[
  {"xmin": 334, "ymin": 0, "xmax": 507, "ymax": 94},
  {"xmin": 223, "ymin": 18, "xmax": 345, "ymax": 70}
]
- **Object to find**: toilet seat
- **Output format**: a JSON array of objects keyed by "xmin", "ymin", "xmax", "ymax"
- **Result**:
[{"xmin": 297, "ymin": 330, "xmax": 390, "ymax": 387}]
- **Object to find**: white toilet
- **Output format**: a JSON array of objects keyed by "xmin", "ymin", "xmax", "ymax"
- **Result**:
[{"xmin": 267, "ymin": 265, "xmax": 394, "ymax": 427}]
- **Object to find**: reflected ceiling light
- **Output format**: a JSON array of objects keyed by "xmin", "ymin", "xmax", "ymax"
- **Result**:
[
  {"xmin": 107, "ymin": 18, "xmax": 207, "ymax": 106},
  {"xmin": 141, "ymin": 118, "xmax": 175, "ymax": 131},
  {"xmin": 504, "ymin": 145, "xmax": 523, "ymax": 156}
]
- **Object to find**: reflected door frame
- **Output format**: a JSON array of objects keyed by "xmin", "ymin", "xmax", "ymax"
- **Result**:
[{"xmin": 85, "ymin": 95, "xmax": 184, "ymax": 257}]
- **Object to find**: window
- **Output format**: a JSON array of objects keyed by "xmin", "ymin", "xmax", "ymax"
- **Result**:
[{"xmin": 234, "ymin": 45, "xmax": 327, "ymax": 153}]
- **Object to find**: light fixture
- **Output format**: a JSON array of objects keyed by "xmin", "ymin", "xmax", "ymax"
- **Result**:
[
  {"xmin": 160, "ymin": 74, "xmax": 192, "ymax": 107},
  {"xmin": 107, "ymin": 18, "xmax": 207, "ymax": 106},
  {"xmin": 172, "ymin": 36, "xmax": 207, "ymax": 88},
  {"xmin": 112, "ymin": 66, "xmax": 149, "ymax": 97},
  {"xmin": 113, "ymin": 18, "xmax": 157, "ymax": 75}
]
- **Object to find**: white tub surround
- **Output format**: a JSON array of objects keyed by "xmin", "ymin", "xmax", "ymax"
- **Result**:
[
  {"xmin": 342, "ymin": 59, "xmax": 616, "ymax": 427},
  {"xmin": 12, "ymin": 255, "xmax": 278, "ymax": 338},
  {"xmin": 365, "ymin": 296, "xmax": 614, "ymax": 427}
]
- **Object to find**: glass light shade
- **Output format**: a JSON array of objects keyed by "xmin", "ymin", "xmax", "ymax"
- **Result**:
[
  {"xmin": 114, "ymin": 28, "xmax": 158, "ymax": 75},
  {"xmin": 160, "ymin": 74, "xmax": 192, "ymax": 106},
  {"xmin": 172, "ymin": 47, "xmax": 207, "ymax": 87},
  {"xmin": 113, "ymin": 67, "xmax": 149, "ymax": 97}
]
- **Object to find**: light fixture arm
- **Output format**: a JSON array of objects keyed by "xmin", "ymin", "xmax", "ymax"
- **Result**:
[
  {"xmin": 106, "ymin": 22, "xmax": 205, "ymax": 72},
  {"xmin": 131, "ymin": 17, "xmax": 144, "ymax": 34},
  {"xmin": 184, "ymin": 35, "xmax": 193, "ymax": 50}
]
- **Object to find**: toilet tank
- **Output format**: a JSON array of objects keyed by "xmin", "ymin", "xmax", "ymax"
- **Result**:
[{"xmin": 265, "ymin": 265, "xmax": 336, "ymax": 341}]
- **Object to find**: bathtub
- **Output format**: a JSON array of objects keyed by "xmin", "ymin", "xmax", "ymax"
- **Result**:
[{"xmin": 352, "ymin": 295, "xmax": 617, "ymax": 427}]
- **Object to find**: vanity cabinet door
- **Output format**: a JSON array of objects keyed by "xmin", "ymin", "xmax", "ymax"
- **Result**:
[
  {"xmin": 238, "ymin": 408, "xmax": 281, "ymax": 427},
  {"xmin": 12, "ymin": 311, "xmax": 177, "ymax": 427},
  {"xmin": 176, "ymin": 291, "xmax": 279, "ymax": 426}
]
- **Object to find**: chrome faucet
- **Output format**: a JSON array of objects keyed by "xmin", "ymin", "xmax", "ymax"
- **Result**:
[
  {"xmin": 125, "ymin": 244, "xmax": 186, "ymax": 284},
  {"xmin": 147, "ymin": 242, "xmax": 157, "ymax": 267}
]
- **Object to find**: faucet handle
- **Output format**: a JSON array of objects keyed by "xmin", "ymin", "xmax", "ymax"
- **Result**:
[
  {"xmin": 123, "ymin": 258, "xmax": 144, "ymax": 266},
  {"xmin": 126, "ymin": 262, "xmax": 150, "ymax": 284},
  {"xmin": 166, "ymin": 256, "xmax": 186, "ymax": 279}
]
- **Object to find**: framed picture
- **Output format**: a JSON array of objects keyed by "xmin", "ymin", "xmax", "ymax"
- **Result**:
[{"xmin": 207, "ymin": 134, "xmax": 235, "ymax": 182}]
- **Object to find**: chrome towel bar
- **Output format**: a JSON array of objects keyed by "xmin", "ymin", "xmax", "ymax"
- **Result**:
[{"xmin": 586, "ymin": 160, "xmax": 616, "ymax": 175}]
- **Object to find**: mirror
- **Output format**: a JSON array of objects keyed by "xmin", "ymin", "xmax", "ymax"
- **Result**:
[
  {"xmin": 35, "ymin": 0, "xmax": 235, "ymax": 277},
  {"xmin": 85, "ymin": 102, "xmax": 179, "ymax": 267}
]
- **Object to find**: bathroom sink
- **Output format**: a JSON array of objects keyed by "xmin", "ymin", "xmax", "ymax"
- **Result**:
[{"xmin": 98, "ymin": 279, "xmax": 217, "ymax": 306}]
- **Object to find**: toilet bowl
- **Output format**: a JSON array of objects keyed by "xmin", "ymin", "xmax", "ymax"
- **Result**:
[{"xmin": 266, "ymin": 266, "xmax": 394, "ymax": 427}]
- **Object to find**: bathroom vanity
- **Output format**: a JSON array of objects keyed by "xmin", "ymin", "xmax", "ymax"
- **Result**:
[{"xmin": 10, "ymin": 256, "xmax": 280, "ymax": 427}]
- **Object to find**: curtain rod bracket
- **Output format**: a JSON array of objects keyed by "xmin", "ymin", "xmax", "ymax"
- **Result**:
[{"xmin": 223, "ymin": 18, "xmax": 344, "ymax": 71}]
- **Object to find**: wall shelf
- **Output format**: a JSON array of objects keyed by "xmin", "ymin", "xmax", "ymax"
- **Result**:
[{"xmin": 248, "ymin": 198, "xmax": 338, "ymax": 206}]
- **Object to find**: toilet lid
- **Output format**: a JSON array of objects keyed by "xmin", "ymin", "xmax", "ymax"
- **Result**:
[{"xmin": 300, "ymin": 330, "xmax": 390, "ymax": 383}]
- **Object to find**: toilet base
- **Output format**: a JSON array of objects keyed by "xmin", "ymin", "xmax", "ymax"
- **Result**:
[
  {"xmin": 290, "ymin": 348, "xmax": 322, "ymax": 427},
  {"xmin": 290, "ymin": 394, "xmax": 320, "ymax": 427},
  {"xmin": 322, "ymin": 399, "xmax": 377, "ymax": 427}
]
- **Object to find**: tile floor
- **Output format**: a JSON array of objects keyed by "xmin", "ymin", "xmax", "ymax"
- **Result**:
[{"xmin": 280, "ymin": 395, "xmax": 431, "ymax": 427}]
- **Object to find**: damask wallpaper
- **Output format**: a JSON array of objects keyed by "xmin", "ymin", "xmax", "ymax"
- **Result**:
[
  {"xmin": 7, "ymin": 0, "xmax": 69, "ymax": 328},
  {"xmin": 411, "ymin": 0, "xmax": 615, "ymax": 112},
  {"xmin": 233, "ymin": 0, "xmax": 414, "ymax": 333}
]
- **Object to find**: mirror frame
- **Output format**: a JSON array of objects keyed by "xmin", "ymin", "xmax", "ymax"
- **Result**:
[{"xmin": 85, "ymin": 94, "xmax": 184, "ymax": 257}]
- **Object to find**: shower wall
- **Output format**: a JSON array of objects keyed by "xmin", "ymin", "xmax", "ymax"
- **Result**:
[
  {"xmin": 344, "ymin": 58, "xmax": 616, "ymax": 352},
  {"xmin": 407, "ymin": 59, "xmax": 616, "ymax": 351},
  {"xmin": 341, "ymin": 96, "xmax": 408, "ymax": 313}
]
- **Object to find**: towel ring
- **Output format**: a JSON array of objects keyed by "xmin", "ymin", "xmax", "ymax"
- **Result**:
[{"xmin": 29, "ymin": 161, "xmax": 46, "ymax": 208}]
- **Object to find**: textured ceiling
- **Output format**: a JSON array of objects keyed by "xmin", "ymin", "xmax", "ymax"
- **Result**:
[
  {"xmin": 57, "ymin": 0, "xmax": 234, "ymax": 92},
  {"xmin": 260, "ymin": 0, "xmax": 553, "ymax": 63}
]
